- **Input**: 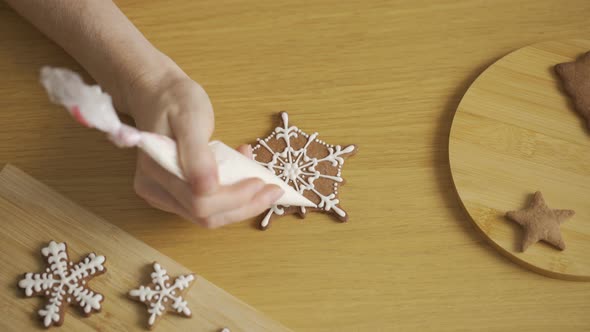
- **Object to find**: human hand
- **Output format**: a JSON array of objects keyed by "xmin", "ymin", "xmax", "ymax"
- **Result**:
[
  {"xmin": 6, "ymin": 0, "xmax": 282, "ymax": 227},
  {"xmin": 121, "ymin": 61, "xmax": 283, "ymax": 228}
]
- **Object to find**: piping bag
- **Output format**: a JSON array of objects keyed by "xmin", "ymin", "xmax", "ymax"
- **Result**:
[{"xmin": 40, "ymin": 67, "xmax": 315, "ymax": 208}]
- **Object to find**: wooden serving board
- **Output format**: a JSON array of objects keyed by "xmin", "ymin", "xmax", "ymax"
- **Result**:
[
  {"xmin": 449, "ymin": 40, "xmax": 590, "ymax": 280},
  {"xmin": 0, "ymin": 165, "xmax": 291, "ymax": 331}
]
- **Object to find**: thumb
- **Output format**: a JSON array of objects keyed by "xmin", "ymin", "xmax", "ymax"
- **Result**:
[{"xmin": 170, "ymin": 107, "xmax": 218, "ymax": 195}]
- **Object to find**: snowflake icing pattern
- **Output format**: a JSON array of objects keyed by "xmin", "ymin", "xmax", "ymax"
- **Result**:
[
  {"xmin": 253, "ymin": 112, "xmax": 357, "ymax": 229},
  {"xmin": 129, "ymin": 262, "xmax": 195, "ymax": 328},
  {"xmin": 18, "ymin": 241, "xmax": 106, "ymax": 328}
]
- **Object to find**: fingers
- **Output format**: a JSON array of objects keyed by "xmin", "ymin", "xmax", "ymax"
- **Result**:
[
  {"xmin": 184, "ymin": 178, "xmax": 268, "ymax": 219},
  {"xmin": 206, "ymin": 185, "xmax": 284, "ymax": 228},
  {"xmin": 137, "ymin": 151, "xmax": 194, "ymax": 203},
  {"xmin": 133, "ymin": 170, "xmax": 193, "ymax": 221},
  {"xmin": 168, "ymin": 83, "xmax": 218, "ymax": 195},
  {"xmin": 137, "ymin": 151, "xmax": 281, "ymax": 228},
  {"xmin": 236, "ymin": 144, "xmax": 254, "ymax": 159},
  {"xmin": 140, "ymin": 151, "xmax": 264, "ymax": 215}
]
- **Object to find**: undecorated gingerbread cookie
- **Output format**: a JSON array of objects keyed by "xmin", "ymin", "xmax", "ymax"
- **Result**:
[
  {"xmin": 252, "ymin": 112, "xmax": 357, "ymax": 229},
  {"xmin": 18, "ymin": 241, "xmax": 106, "ymax": 328},
  {"xmin": 129, "ymin": 262, "xmax": 195, "ymax": 329},
  {"xmin": 505, "ymin": 191, "xmax": 575, "ymax": 252},
  {"xmin": 555, "ymin": 52, "xmax": 590, "ymax": 129}
]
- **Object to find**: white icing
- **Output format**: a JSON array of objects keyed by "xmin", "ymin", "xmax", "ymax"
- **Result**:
[
  {"xmin": 129, "ymin": 263, "xmax": 194, "ymax": 326},
  {"xmin": 18, "ymin": 241, "xmax": 106, "ymax": 327},
  {"xmin": 261, "ymin": 205, "xmax": 285, "ymax": 228},
  {"xmin": 253, "ymin": 112, "xmax": 355, "ymax": 228}
]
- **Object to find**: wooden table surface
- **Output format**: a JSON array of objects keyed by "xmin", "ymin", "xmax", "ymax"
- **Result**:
[{"xmin": 0, "ymin": 0, "xmax": 589, "ymax": 330}]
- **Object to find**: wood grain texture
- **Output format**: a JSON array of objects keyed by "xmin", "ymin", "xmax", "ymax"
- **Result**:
[
  {"xmin": 0, "ymin": 0, "xmax": 590, "ymax": 330},
  {"xmin": 0, "ymin": 165, "xmax": 290, "ymax": 331},
  {"xmin": 449, "ymin": 40, "xmax": 590, "ymax": 280}
]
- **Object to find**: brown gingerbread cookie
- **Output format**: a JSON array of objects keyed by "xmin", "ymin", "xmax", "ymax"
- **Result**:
[
  {"xmin": 505, "ymin": 191, "xmax": 575, "ymax": 252},
  {"xmin": 252, "ymin": 112, "xmax": 357, "ymax": 230},
  {"xmin": 555, "ymin": 52, "xmax": 590, "ymax": 128},
  {"xmin": 18, "ymin": 241, "xmax": 106, "ymax": 328},
  {"xmin": 129, "ymin": 262, "xmax": 195, "ymax": 329}
]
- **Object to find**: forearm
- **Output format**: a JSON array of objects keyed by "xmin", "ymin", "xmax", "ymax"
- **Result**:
[{"xmin": 5, "ymin": 0, "xmax": 179, "ymax": 114}]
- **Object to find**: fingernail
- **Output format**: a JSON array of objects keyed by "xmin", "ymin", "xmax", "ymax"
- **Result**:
[
  {"xmin": 247, "ymin": 144, "xmax": 253, "ymax": 156},
  {"xmin": 266, "ymin": 186, "xmax": 284, "ymax": 204}
]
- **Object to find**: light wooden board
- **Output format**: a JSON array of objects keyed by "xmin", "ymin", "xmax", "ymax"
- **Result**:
[
  {"xmin": 0, "ymin": 165, "xmax": 291, "ymax": 331},
  {"xmin": 449, "ymin": 40, "xmax": 590, "ymax": 280}
]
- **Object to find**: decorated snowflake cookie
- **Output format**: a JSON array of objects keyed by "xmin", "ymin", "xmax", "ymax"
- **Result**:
[
  {"xmin": 253, "ymin": 112, "xmax": 357, "ymax": 229},
  {"xmin": 129, "ymin": 262, "xmax": 195, "ymax": 329},
  {"xmin": 18, "ymin": 241, "xmax": 106, "ymax": 328}
]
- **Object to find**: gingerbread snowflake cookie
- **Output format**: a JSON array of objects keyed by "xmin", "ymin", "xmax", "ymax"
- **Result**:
[
  {"xmin": 253, "ymin": 112, "xmax": 357, "ymax": 229},
  {"xmin": 129, "ymin": 262, "xmax": 195, "ymax": 329},
  {"xmin": 18, "ymin": 241, "xmax": 106, "ymax": 328},
  {"xmin": 555, "ymin": 52, "xmax": 590, "ymax": 129}
]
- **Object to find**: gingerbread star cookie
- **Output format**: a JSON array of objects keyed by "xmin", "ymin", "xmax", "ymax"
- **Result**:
[
  {"xmin": 252, "ymin": 112, "xmax": 357, "ymax": 230},
  {"xmin": 505, "ymin": 192, "xmax": 575, "ymax": 252},
  {"xmin": 18, "ymin": 241, "xmax": 106, "ymax": 328},
  {"xmin": 129, "ymin": 262, "xmax": 195, "ymax": 329},
  {"xmin": 555, "ymin": 52, "xmax": 590, "ymax": 129}
]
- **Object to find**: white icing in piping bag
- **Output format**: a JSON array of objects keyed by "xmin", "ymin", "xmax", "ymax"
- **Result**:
[{"xmin": 40, "ymin": 66, "xmax": 316, "ymax": 208}]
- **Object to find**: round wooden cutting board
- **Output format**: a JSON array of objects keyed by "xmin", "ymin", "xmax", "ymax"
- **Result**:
[{"xmin": 449, "ymin": 40, "xmax": 590, "ymax": 280}]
